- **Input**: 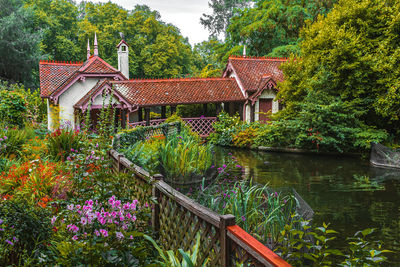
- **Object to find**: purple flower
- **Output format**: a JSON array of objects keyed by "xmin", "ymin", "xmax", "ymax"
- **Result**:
[
  {"xmin": 3, "ymin": 136, "xmax": 7, "ymax": 140},
  {"xmin": 116, "ymin": 232, "xmax": 124, "ymax": 240},
  {"xmin": 130, "ymin": 235, "xmax": 134, "ymax": 239},
  {"xmin": 236, "ymin": 165, "xmax": 241, "ymax": 168},
  {"xmin": 51, "ymin": 216, "xmax": 57, "ymax": 225},
  {"xmin": 5, "ymin": 239, "xmax": 13, "ymax": 246},
  {"xmin": 67, "ymin": 204, "xmax": 74, "ymax": 210},
  {"xmin": 222, "ymin": 164, "xmax": 227, "ymax": 168},
  {"xmin": 70, "ymin": 148, "xmax": 74, "ymax": 152},
  {"xmin": 72, "ymin": 235, "xmax": 78, "ymax": 241},
  {"xmin": 0, "ymin": 219, "xmax": 3, "ymax": 224},
  {"xmin": 241, "ymin": 216, "xmax": 246, "ymax": 221}
]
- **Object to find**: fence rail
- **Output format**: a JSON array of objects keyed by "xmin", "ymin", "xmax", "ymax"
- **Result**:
[
  {"xmin": 109, "ymin": 149, "xmax": 291, "ymax": 267},
  {"xmin": 128, "ymin": 117, "xmax": 217, "ymax": 137}
]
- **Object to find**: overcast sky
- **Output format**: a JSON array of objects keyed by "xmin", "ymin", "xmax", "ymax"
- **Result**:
[{"xmin": 76, "ymin": 0, "xmax": 212, "ymax": 45}]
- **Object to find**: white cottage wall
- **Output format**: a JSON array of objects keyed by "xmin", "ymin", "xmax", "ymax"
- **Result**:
[
  {"xmin": 254, "ymin": 89, "xmax": 278, "ymax": 121},
  {"xmin": 58, "ymin": 78, "xmax": 99, "ymax": 127},
  {"xmin": 47, "ymin": 99, "xmax": 59, "ymax": 130},
  {"xmin": 92, "ymin": 93, "xmax": 119, "ymax": 106}
]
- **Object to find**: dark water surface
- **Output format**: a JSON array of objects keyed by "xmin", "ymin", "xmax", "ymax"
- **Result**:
[{"xmin": 214, "ymin": 147, "xmax": 400, "ymax": 264}]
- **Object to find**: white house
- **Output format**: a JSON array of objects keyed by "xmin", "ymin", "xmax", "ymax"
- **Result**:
[{"xmin": 39, "ymin": 34, "xmax": 287, "ymax": 130}]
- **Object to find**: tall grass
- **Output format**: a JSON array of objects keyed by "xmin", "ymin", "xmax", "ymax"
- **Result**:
[
  {"xmin": 159, "ymin": 130, "xmax": 214, "ymax": 181},
  {"xmin": 195, "ymin": 179, "xmax": 297, "ymax": 247}
]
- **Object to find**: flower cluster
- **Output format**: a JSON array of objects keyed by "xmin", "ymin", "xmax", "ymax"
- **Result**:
[
  {"xmin": 0, "ymin": 160, "xmax": 71, "ymax": 205},
  {"xmin": 55, "ymin": 196, "xmax": 139, "ymax": 242}
]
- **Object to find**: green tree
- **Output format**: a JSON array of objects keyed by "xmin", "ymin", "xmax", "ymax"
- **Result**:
[
  {"xmin": 278, "ymin": 0, "xmax": 400, "ymax": 135},
  {"xmin": 224, "ymin": 0, "xmax": 337, "ymax": 57},
  {"xmin": 24, "ymin": 0, "xmax": 81, "ymax": 61},
  {"xmin": 200, "ymin": 0, "xmax": 252, "ymax": 37},
  {"xmin": 0, "ymin": 0, "xmax": 42, "ymax": 85},
  {"xmin": 193, "ymin": 37, "xmax": 225, "ymax": 77}
]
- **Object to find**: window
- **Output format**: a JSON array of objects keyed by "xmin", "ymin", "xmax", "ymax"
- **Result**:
[{"xmin": 121, "ymin": 45, "xmax": 126, "ymax": 51}]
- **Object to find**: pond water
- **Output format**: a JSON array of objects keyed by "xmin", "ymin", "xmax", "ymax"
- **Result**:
[{"xmin": 214, "ymin": 147, "xmax": 400, "ymax": 264}]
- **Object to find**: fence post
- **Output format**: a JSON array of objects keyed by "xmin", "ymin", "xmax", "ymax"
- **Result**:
[
  {"xmin": 152, "ymin": 174, "xmax": 164, "ymax": 235},
  {"xmin": 220, "ymin": 214, "xmax": 236, "ymax": 267},
  {"xmin": 117, "ymin": 154, "xmax": 122, "ymax": 173}
]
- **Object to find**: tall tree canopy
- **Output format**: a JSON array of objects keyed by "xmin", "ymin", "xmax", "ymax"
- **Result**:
[
  {"xmin": 200, "ymin": 0, "xmax": 252, "ymax": 37},
  {"xmin": 278, "ymin": 0, "xmax": 400, "ymax": 134},
  {"xmin": 223, "ymin": 0, "xmax": 337, "ymax": 58},
  {"xmin": 0, "ymin": 0, "xmax": 42, "ymax": 86}
]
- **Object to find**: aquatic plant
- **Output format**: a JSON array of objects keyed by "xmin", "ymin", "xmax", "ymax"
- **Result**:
[{"xmin": 159, "ymin": 131, "xmax": 214, "ymax": 181}]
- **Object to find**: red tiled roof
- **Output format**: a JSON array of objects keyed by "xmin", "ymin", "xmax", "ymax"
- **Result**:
[
  {"xmin": 116, "ymin": 40, "xmax": 129, "ymax": 48},
  {"xmin": 79, "ymin": 56, "xmax": 120, "ymax": 74},
  {"xmin": 226, "ymin": 56, "xmax": 288, "ymax": 92},
  {"xmin": 112, "ymin": 77, "xmax": 245, "ymax": 107},
  {"xmin": 39, "ymin": 56, "xmax": 124, "ymax": 99},
  {"xmin": 39, "ymin": 60, "xmax": 82, "ymax": 97}
]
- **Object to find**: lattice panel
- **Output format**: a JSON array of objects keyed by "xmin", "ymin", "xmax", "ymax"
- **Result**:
[
  {"xmin": 129, "ymin": 174, "xmax": 152, "ymax": 205},
  {"xmin": 158, "ymin": 194, "xmax": 222, "ymax": 266},
  {"xmin": 230, "ymin": 242, "xmax": 269, "ymax": 267},
  {"xmin": 182, "ymin": 117, "xmax": 216, "ymax": 137}
]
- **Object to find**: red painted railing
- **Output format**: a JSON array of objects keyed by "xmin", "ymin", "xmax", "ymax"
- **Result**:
[{"xmin": 128, "ymin": 117, "xmax": 217, "ymax": 137}]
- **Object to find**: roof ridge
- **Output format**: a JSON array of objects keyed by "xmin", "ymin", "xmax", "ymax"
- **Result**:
[
  {"xmin": 116, "ymin": 77, "xmax": 235, "ymax": 83},
  {"xmin": 39, "ymin": 60, "xmax": 83, "ymax": 66},
  {"xmin": 228, "ymin": 55, "xmax": 288, "ymax": 61},
  {"xmin": 78, "ymin": 56, "xmax": 120, "ymax": 74}
]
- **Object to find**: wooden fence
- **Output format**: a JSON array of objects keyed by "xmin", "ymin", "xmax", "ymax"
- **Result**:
[{"xmin": 109, "ymin": 149, "xmax": 291, "ymax": 267}]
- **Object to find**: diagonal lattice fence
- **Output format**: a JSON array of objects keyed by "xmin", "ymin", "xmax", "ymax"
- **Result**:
[{"xmin": 128, "ymin": 117, "xmax": 217, "ymax": 137}]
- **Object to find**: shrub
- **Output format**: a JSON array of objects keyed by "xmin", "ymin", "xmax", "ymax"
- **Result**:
[
  {"xmin": 0, "ymin": 199, "xmax": 52, "ymax": 265},
  {"xmin": 46, "ymin": 128, "xmax": 84, "ymax": 161},
  {"xmin": 0, "ymin": 90, "xmax": 26, "ymax": 128},
  {"xmin": 0, "ymin": 128, "xmax": 26, "ymax": 158},
  {"xmin": 232, "ymin": 126, "xmax": 259, "ymax": 148},
  {"xmin": 275, "ymin": 220, "xmax": 392, "ymax": 266},
  {"xmin": 209, "ymin": 112, "xmax": 243, "ymax": 146},
  {"xmin": 121, "ymin": 137, "xmax": 164, "ymax": 174}
]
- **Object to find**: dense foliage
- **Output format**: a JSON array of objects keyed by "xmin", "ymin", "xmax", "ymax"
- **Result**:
[
  {"xmin": 210, "ymin": 112, "xmax": 388, "ymax": 152},
  {"xmin": 278, "ymin": 0, "xmax": 400, "ymax": 137},
  {"xmin": 225, "ymin": 0, "xmax": 337, "ymax": 57}
]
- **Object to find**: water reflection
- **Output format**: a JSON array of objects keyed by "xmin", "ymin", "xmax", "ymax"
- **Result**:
[{"xmin": 215, "ymin": 147, "xmax": 400, "ymax": 264}]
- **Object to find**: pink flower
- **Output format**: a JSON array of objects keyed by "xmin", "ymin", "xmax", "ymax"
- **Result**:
[
  {"xmin": 72, "ymin": 235, "xmax": 78, "ymax": 241},
  {"xmin": 94, "ymin": 230, "xmax": 100, "ymax": 236},
  {"xmin": 80, "ymin": 217, "xmax": 87, "ymax": 225},
  {"xmin": 100, "ymin": 229, "xmax": 108, "ymax": 237},
  {"xmin": 51, "ymin": 216, "xmax": 57, "ymax": 225}
]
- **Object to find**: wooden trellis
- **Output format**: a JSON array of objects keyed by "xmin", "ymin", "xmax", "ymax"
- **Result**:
[
  {"xmin": 109, "ymin": 149, "xmax": 291, "ymax": 267},
  {"xmin": 128, "ymin": 117, "xmax": 217, "ymax": 137}
]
